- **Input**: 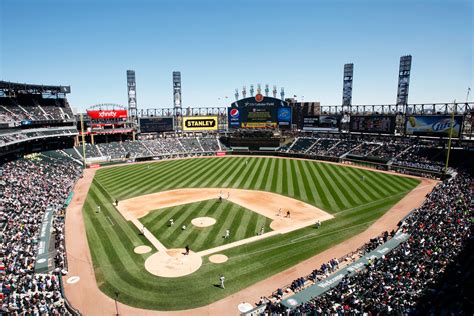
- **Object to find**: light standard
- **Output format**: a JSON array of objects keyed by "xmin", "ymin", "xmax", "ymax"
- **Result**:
[{"xmin": 114, "ymin": 290, "xmax": 120, "ymax": 315}]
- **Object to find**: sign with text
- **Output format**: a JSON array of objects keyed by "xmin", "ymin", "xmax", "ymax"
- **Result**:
[
  {"xmin": 182, "ymin": 116, "xmax": 218, "ymax": 131},
  {"xmin": 405, "ymin": 115, "xmax": 463, "ymax": 137},
  {"xmin": 87, "ymin": 110, "xmax": 128, "ymax": 119}
]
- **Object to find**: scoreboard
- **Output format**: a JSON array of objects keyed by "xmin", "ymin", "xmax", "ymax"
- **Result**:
[{"xmin": 139, "ymin": 117, "xmax": 174, "ymax": 133}]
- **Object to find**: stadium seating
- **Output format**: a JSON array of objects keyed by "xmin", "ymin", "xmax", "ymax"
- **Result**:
[
  {"xmin": 265, "ymin": 171, "xmax": 472, "ymax": 315},
  {"xmin": 0, "ymin": 156, "xmax": 82, "ymax": 314}
]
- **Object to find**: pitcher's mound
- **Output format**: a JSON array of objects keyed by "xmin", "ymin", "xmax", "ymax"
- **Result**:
[
  {"xmin": 134, "ymin": 245, "xmax": 152, "ymax": 254},
  {"xmin": 209, "ymin": 254, "xmax": 228, "ymax": 263},
  {"xmin": 144, "ymin": 249, "xmax": 202, "ymax": 277},
  {"xmin": 191, "ymin": 217, "xmax": 216, "ymax": 227}
]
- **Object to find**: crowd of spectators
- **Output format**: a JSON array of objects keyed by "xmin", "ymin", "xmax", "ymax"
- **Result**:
[
  {"xmin": 393, "ymin": 144, "xmax": 446, "ymax": 172},
  {"xmin": 306, "ymin": 139, "xmax": 340, "ymax": 156},
  {"xmin": 265, "ymin": 171, "xmax": 472, "ymax": 315},
  {"xmin": 0, "ymin": 155, "xmax": 82, "ymax": 314},
  {"xmin": 287, "ymin": 138, "xmax": 317, "ymax": 153},
  {"xmin": 1, "ymin": 96, "xmax": 74, "ymax": 126},
  {"xmin": 199, "ymin": 137, "xmax": 221, "ymax": 152}
]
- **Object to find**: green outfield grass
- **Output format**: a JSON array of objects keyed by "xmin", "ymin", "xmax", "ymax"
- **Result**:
[
  {"xmin": 83, "ymin": 157, "xmax": 420, "ymax": 310},
  {"xmin": 140, "ymin": 200, "xmax": 273, "ymax": 252}
]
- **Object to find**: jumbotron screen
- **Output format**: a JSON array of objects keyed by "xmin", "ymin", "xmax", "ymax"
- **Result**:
[
  {"xmin": 349, "ymin": 115, "xmax": 396, "ymax": 134},
  {"xmin": 139, "ymin": 117, "xmax": 174, "ymax": 133}
]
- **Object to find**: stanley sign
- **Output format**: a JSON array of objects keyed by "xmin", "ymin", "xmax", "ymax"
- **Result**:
[{"xmin": 182, "ymin": 116, "xmax": 218, "ymax": 131}]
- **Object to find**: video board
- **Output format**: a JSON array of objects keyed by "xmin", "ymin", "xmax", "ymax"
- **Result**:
[
  {"xmin": 349, "ymin": 115, "xmax": 396, "ymax": 134},
  {"xmin": 139, "ymin": 117, "xmax": 174, "ymax": 133},
  {"xmin": 302, "ymin": 115, "xmax": 340, "ymax": 131},
  {"xmin": 405, "ymin": 115, "xmax": 463, "ymax": 137}
]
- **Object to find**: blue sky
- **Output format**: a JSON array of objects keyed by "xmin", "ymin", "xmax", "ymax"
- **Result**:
[{"xmin": 0, "ymin": 0, "xmax": 472, "ymax": 111}]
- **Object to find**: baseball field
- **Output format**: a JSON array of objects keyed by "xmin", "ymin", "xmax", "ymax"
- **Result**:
[{"xmin": 82, "ymin": 156, "xmax": 420, "ymax": 310}]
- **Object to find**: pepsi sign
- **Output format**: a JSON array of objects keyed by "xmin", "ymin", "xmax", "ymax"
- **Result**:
[{"xmin": 228, "ymin": 108, "xmax": 240, "ymax": 127}]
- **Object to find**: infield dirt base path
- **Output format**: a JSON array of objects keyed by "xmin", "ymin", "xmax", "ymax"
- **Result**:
[
  {"xmin": 64, "ymin": 157, "xmax": 438, "ymax": 316},
  {"xmin": 117, "ymin": 188, "xmax": 333, "ymax": 231}
]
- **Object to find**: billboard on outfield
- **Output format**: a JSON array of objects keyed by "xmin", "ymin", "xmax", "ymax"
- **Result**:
[
  {"xmin": 87, "ymin": 110, "xmax": 128, "ymax": 119},
  {"xmin": 228, "ymin": 108, "xmax": 241, "ymax": 127},
  {"xmin": 241, "ymin": 122, "xmax": 277, "ymax": 128},
  {"xmin": 140, "ymin": 117, "xmax": 174, "ymax": 133},
  {"xmin": 277, "ymin": 107, "xmax": 292, "ymax": 127},
  {"xmin": 303, "ymin": 115, "xmax": 340, "ymax": 131},
  {"xmin": 349, "ymin": 115, "xmax": 396, "ymax": 134},
  {"xmin": 182, "ymin": 116, "xmax": 218, "ymax": 131},
  {"xmin": 405, "ymin": 115, "xmax": 463, "ymax": 137}
]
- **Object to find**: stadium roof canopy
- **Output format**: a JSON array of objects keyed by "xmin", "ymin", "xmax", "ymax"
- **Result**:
[{"xmin": 0, "ymin": 80, "xmax": 71, "ymax": 94}]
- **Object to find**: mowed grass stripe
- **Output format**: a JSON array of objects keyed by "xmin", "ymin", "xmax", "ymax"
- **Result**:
[
  {"xmin": 329, "ymin": 165, "xmax": 369, "ymax": 204},
  {"xmin": 233, "ymin": 158, "xmax": 260, "ymax": 189},
  {"xmin": 275, "ymin": 158, "xmax": 284, "ymax": 193},
  {"xmin": 196, "ymin": 201, "xmax": 235, "ymax": 249},
  {"xmin": 199, "ymin": 157, "xmax": 240, "ymax": 187},
  {"xmin": 324, "ymin": 164, "xmax": 359, "ymax": 206},
  {"xmin": 312, "ymin": 162, "xmax": 346, "ymax": 211},
  {"xmin": 281, "ymin": 158, "xmax": 289, "ymax": 196},
  {"xmin": 111, "ymin": 159, "xmax": 202, "ymax": 197},
  {"xmin": 255, "ymin": 158, "xmax": 271, "ymax": 190},
  {"xmin": 342, "ymin": 166, "xmax": 380, "ymax": 201},
  {"xmin": 349, "ymin": 168, "xmax": 390, "ymax": 198},
  {"xmin": 290, "ymin": 160, "xmax": 306, "ymax": 201},
  {"xmin": 246, "ymin": 158, "xmax": 266, "ymax": 189},
  {"xmin": 219, "ymin": 158, "xmax": 252, "ymax": 188},
  {"xmin": 266, "ymin": 158, "xmax": 278, "ymax": 192},
  {"xmin": 285, "ymin": 159, "xmax": 296, "ymax": 197},
  {"xmin": 297, "ymin": 160, "xmax": 318, "ymax": 205},
  {"xmin": 163, "ymin": 200, "xmax": 211, "ymax": 242},
  {"xmin": 305, "ymin": 161, "xmax": 332, "ymax": 210},
  {"xmin": 99, "ymin": 159, "xmax": 187, "ymax": 188},
  {"xmin": 318, "ymin": 163, "xmax": 353, "ymax": 209},
  {"xmin": 171, "ymin": 201, "xmax": 216, "ymax": 247},
  {"xmin": 157, "ymin": 158, "xmax": 221, "ymax": 190},
  {"xmin": 353, "ymin": 167, "xmax": 404, "ymax": 195}
]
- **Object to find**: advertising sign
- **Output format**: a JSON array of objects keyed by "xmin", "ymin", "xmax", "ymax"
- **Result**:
[
  {"xmin": 349, "ymin": 115, "xmax": 396, "ymax": 134},
  {"xmin": 277, "ymin": 107, "xmax": 292, "ymax": 126},
  {"xmin": 241, "ymin": 122, "xmax": 277, "ymax": 128},
  {"xmin": 303, "ymin": 115, "xmax": 340, "ymax": 131},
  {"xmin": 405, "ymin": 115, "xmax": 463, "ymax": 137},
  {"xmin": 87, "ymin": 110, "xmax": 128, "ymax": 119},
  {"xmin": 182, "ymin": 116, "xmax": 218, "ymax": 131},
  {"xmin": 232, "ymin": 96, "xmax": 288, "ymax": 108},
  {"xmin": 228, "ymin": 108, "xmax": 240, "ymax": 127}
]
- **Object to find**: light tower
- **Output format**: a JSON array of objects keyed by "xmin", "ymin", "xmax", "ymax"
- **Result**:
[
  {"xmin": 342, "ymin": 63, "xmax": 354, "ymax": 111},
  {"xmin": 235, "ymin": 88, "xmax": 239, "ymax": 100},
  {"xmin": 242, "ymin": 86, "xmax": 247, "ymax": 98},
  {"xmin": 396, "ymin": 55, "xmax": 412, "ymax": 106},
  {"xmin": 280, "ymin": 87, "xmax": 285, "ymax": 100},
  {"xmin": 265, "ymin": 84, "xmax": 269, "ymax": 97},
  {"xmin": 272, "ymin": 85, "xmax": 277, "ymax": 98},
  {"xmin": 126, "ymin": 70, "xmax": 137, "ymax": 126}
]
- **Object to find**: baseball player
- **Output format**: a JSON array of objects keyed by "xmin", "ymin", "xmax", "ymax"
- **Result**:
[
  {"xmin": 224, "ymin": 229, "xmax": 230, "ymax": 239},
  {"xmin": 219, "ymin": 275, "xmax": 225, "ymax": 289},
  {"xmin": 169, "ymin": 218, "xmax": 174, "ymax": 226}
]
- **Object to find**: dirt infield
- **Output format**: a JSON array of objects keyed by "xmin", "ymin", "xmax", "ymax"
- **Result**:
[
  {"xmin": 134, "ymin": 245, "xmax": 152, "ymax": 254},
  {"xmin": 191, "ymin": 217, "xmax": 217, "ymax": 227},
  {"xmin": 209, "ymin": 254, "xmax": 228, "ymax": 264},
  {"xmin": 145, "ymin": 249, "xmax": 203, "ymax": 278},
  {"xmin": 117, "ymin": 188, "xmax": 333, "ymax": 231},
  {"xmin": 64, "ymin": 158, "xmax": 438, "ymax": 315}
]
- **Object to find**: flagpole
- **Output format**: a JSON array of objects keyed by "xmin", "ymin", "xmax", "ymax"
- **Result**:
[{"xmin": 444, "ymin": 111, "xmax": 454, "ymax": 176}]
